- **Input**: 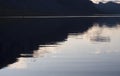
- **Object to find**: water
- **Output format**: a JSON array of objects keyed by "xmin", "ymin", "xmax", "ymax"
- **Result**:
[{"xmin": 0, "ymin": 17, "xmax": 120, "ymax": 76}]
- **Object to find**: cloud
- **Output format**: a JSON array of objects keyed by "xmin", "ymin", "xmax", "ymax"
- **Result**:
[{"xmin": 91, "ymin": 0, "xmax": 120, "ymax": 4}]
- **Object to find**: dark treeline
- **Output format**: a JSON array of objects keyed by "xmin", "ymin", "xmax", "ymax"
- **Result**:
[
  {"xmin": 94, "ymin": 2, "xmax": 120, "ymax": 13},
  {"xmin": 1, "ymin": 0, "xmax": 120, "ymax": 15},
  {"xmin": 0, "ymin": 0, "xmax": 98, "ymax": 16}
]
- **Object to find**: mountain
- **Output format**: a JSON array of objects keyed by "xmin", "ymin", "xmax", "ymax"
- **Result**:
[
  {"xmin": 0, "ymin": 0, "xmax": 97, "ymax": 16},
  {"xmin": 94, "ymin": 2, "xmax": 120, "ymax": 13}
]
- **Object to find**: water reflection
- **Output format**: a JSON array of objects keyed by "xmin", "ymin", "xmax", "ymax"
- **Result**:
[
  {"xmin": 84, "ymin": 24, "xmax": 111, "ymax": 42},
  {"xmin": 8, "ymin": 58, "xmax": 27, "ymax": 69},
  {"xmin": 0, "ymin": 18, "xmax": 120, "ymax": 76}
]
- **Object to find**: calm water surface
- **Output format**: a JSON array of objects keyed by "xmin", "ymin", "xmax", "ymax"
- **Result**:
[{"xmin": 0, "ymin": 18, "xmax": 120, "ymax": 76}]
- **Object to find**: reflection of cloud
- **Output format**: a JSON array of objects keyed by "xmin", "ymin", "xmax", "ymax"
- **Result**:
[
  {"xmin": 91, "ymin": 0, "xmax": 120, "ymax": 4},
  {"xmin": 67, "ymin": 23, "xmax": 120, "ymax": 55},
  {"xmin": 83, "ymin": 24, "xmax": 111, "ymax": 42},
  {"xmin": 8, "ymin": 58, "xmax": 27, "ymax": 69},
  {"xmin": 83, "ymin": 24, "xmax": 120, "ymax": 54},
  {"xmin": 33, "ymin": 46, "xmax": 55, "ymax": 57},
  {"xmin": 33, "ymin": 44, "xmax": 62, "ymax": 58},
  {"xmin": 20, "ymin": 42, "xmax": 63, "ymax": 58},
  {"xmin": 90, "ymin": 36, "xmax": 110, "ymax": 42}
]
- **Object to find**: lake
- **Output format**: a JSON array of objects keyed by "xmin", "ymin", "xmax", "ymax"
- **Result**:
[{"xmin": 0, "ymin": 17, "xmax": 120, "ymax": 76}]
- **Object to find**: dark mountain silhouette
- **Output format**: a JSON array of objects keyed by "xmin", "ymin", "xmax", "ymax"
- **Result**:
[
  {"xmin": 0, "ymin": 0, "xmax": 98, "ymax": 16},
  {"xmin": 94, "ymin": 2, "xmax": 120, "ymax": 13},
  {"xmin": 0, "ymin": 17, "xmax": 120, "ymax": 69}
]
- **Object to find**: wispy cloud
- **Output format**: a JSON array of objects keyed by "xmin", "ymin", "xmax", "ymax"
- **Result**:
[{"xmin": 91, "ymin": 0, "xmax": 120, "ymax": 4}]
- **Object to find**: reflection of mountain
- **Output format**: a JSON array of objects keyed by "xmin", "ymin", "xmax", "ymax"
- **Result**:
[
  {"xmin": 94, "ymin": 2, "xmax": 120, "ymax": 13},
  {"xmin": 0, "ymin": 0, "xmax": 97, "ymax": 16},
  {"xmin": 0, "ymin": 18, "xmax": 119, "ymax": 69}
]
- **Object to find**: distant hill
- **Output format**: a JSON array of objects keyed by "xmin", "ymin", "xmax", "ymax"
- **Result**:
[
  {"xmin": 94, "ymin": 2, "xmax": 120, "ymax": 13},
  {"xmin": 1, "ymin": 0, "xmax": 120, "ymax": 16},
  {"xmin": 0, "ymin": 0, "xmax": 97, "ymax": 16}
]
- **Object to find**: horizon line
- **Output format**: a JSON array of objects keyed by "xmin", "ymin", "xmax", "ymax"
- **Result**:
[{"xmin": 1, "ymin": 15, "xmax": 120, "ymax": 18}]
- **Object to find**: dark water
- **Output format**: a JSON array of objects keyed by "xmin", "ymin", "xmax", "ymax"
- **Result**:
[{"xmin": 0, "ymin": 17, "xmax": 120, "ymax": 76}]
